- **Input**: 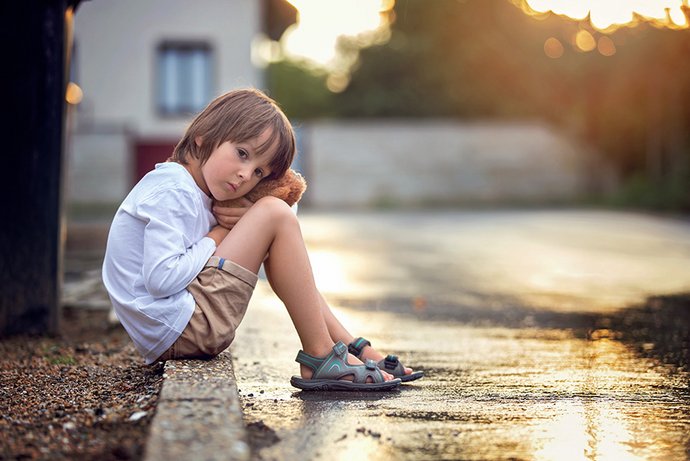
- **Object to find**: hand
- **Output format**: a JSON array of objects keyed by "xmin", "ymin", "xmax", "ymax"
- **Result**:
[{"xmin": 212, "ymin": 197, "xmax": 253, "ymax": 230}]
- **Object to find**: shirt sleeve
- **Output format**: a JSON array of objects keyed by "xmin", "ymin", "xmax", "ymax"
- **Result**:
[{"xmin": 137, "ymin": 187, "xmax": 216, "ymax": 299}]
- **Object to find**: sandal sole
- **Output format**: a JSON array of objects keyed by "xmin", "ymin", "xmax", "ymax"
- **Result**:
[
  {"xmin": 399, "ymin": 371, "xmax": 424, "ymax": 382},
  {"xmin": 290, "ymin": 377, "xmax": 401, "ymax": 391}
]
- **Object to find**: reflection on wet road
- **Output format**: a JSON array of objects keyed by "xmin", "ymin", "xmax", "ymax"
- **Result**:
[
  {"xmin": 232, "ymin": 210, "xmax": 690, "ymax": 461},
  {"xmin": 303, "ymin": 209, "xmax": 690, "ymax": 312}
]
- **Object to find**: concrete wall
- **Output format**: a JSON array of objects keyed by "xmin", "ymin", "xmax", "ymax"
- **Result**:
[
  {"xmin": 67, "ymin": 119, "xmax": 605, "ymax": 207},
  {"xmin": 67, "ymin": 127, "xmax": 131, "ymax": 204},
  {"xmin": 301, "ymin": 120, "xmax": 600, "ymax": 208}
]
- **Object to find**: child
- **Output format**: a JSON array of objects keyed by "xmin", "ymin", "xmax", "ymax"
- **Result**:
[{"xmin": 102, "ymin": 88, "xmax": 421, "ymax": 391}]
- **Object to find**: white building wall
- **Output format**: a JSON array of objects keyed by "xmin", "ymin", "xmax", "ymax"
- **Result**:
[
  {"xmin": 74, "ymin": 0, "xmax": 260, "ymax": 136},
  {"xmin": 69, "ymin": 0, "xmax": 262, "ymax": 204}
]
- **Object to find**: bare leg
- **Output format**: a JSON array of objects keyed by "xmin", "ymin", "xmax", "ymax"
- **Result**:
[
  {"xmin": 265, "ymin": 265, "xmax": 414, "ymax": 376},
  {"xmin": 214, "ymin": 197, "xmax": 393, "ymax": 380}
]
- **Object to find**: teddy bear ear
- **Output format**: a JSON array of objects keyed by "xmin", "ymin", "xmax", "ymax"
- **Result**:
[{"xmin": 289, "ymin": 169, "xmax": 307, "ymax": 186}]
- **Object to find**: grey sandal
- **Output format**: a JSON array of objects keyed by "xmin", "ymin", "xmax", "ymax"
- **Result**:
[
  {"xmin": 290, "ymin": 342, "xmax": 401, "ymax": 391},
  {"xmin": 348, "ymin": 337, "xmax": 424, "ymax": 382}
]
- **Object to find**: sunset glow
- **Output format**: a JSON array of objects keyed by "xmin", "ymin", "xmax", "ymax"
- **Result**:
[
  {"xmin": 282, "ymin": 0, "xmax": 394, "ymax": 66},
  {"xmin": 520, "ymin": 0, "xmax": 689, "ymax": 31},
  {"xmin": 276, "ymin": 1, "xmax": 690, "ymax": 68}
]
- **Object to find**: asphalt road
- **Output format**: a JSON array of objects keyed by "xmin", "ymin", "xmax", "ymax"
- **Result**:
[{"xmin": 231, "ymin": 209, "xmax": 690, "ymax": 461}]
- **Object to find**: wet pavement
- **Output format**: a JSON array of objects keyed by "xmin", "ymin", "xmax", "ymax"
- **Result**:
[{"xmin": 231, "ymin": 209, "xmax": 690, "ymax": 461}]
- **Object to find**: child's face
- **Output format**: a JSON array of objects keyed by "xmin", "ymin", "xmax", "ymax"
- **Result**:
[{"xmin": 199, "ymin": 130, "xmax": 275, "ymax": 201}]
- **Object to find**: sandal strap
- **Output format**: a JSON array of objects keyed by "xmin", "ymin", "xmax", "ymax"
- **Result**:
[
  {"xmin": 297, "ymin": 341, "xmax": 385, "ymax": 384},
  {"xmin": 295, "ymin": 350, "xmax": 326, "ymax": 372},
  {"xmin": 335, "ymin": 357, "xmax": 383, "ymax": 384},
  {"xmin": 347, "ymin": 337, "xmax": 371, "ymax": 359},
  {"xmin": 379, "ymin": 354, "xmax": 405, "ymax": 374}
]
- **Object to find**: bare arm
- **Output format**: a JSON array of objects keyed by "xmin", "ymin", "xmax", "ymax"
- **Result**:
[{"xmin": 206, "ymin": 224, "xmax": 230, "ymax": 246}]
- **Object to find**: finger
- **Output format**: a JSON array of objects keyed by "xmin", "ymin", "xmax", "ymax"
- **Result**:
[
  {"xmin": 214, "ymin": 214, "xmax": 241, "ymax": 229},
  {"xmin": 213, "ymin": 205, "xmax": 245, "ymax": 218},
  {"xmin": 238, "ymin": 197, "xmax": 254, "ymax": 207},
  {"xmin": 215, "ymin": 213, "xmax": 237, "ymax": 223},
  {"xmin": 216, "ymin": 221, "xmax": 236, "ymax": 231},
  {"xmin": 214, "ymin": 197, "xmax": 253, "ymax": 210},
  {"xmin": 216, "ymin": 199, "xmax": 252, "ymax": 211}
]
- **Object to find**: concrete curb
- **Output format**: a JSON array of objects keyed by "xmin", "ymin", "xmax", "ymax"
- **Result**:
[{"xmin": 143, "ymin": 351, "xmax": 250, "ymax": 461}]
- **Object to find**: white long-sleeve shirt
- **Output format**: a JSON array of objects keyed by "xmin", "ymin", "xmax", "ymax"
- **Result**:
[{"xmin": 102, "ymin": 162, "xmax": 217, "ymax": 364}]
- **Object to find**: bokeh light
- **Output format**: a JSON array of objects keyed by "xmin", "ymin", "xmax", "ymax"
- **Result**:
[
  {"xmin": 575, "ymin": 29, "xmax": 596, "ymax": 52},
  {"xmin": 597, "ymin": 36, "xmax": 617, "ymax": 56},
  {"xmin": 544, "ymin": 37, "xmax": 565, "ymax": 58},
  {"xmin": 65, "ymin": 82, "xmax": 83, "ymax": 105}
]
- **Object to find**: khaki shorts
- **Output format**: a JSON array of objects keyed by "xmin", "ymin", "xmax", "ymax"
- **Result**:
[{"xmin": 156, "ymin": 256, "xmax": 258, "ymax": 362}]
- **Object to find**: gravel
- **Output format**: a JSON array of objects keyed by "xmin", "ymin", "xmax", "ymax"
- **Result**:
[{"xmin": 0, "ymin": 307, "xmax": 163, "ymax": 460}]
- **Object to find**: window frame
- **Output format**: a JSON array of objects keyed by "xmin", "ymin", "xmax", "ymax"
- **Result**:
[{"xmin": 155, "ymin": 40, "xmax": 215, "ymax": 118}]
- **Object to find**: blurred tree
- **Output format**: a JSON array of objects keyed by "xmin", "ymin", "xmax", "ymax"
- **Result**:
[
  {"xmin": 338, "ymin": 0, "xmax": 564, "ymax": 118},
  {"xmin": 266, "ymin": 60, "xmax": 336, "ymax": 119},
  {"xmin": 266, "ymin": 0, "xmax": 690, "ymax": 209},
  {"xmin": 348, "ymin": 0, "xmax": 690, "ymax": 208}
]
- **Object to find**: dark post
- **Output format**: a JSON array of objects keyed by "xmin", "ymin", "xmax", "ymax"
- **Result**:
[{"xmin": 0, "ymin": 0, "xmax": 82, "ymax": 336}]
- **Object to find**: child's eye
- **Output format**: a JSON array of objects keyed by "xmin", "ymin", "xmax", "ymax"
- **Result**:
[
  {"xmin": 237, "ymin": 148, "xmax": 248, "ymax": 159},
  {"xmin": 254, "ymin": 168, "xmax": 264, "ymax": 178}
]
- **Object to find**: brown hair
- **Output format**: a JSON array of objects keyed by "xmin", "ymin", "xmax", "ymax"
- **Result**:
[{"xmin": 171, "ymin": 88, "xmax": 296, "ymax": 179}]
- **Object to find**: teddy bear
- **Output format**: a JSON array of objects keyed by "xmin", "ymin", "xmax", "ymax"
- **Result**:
[{"xmin": 215, "ymin": 168, "xmax": 307, "ymax": 208}]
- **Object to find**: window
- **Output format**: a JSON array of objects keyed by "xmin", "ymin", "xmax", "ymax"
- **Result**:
[{"xmin": 156, "ymin": 42, "xmax": 213, "ymax": 116}]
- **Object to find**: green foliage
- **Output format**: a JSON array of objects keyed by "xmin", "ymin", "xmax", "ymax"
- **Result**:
[
  {"xmin": 338, "ymin": 0, "xmax": 568, "ymax": 118},
  {"xmin": 265, "ymin": 60, "xmax": 335, "ymax": 119},
  {"xmin": 608, "ymin": 173, "xmax": 690, "ymax": 211}
]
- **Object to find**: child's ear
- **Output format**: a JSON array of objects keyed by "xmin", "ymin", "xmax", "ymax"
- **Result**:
[{"xmin": 195, "ymin": 136, "xmax": 203, "ymax": 147}]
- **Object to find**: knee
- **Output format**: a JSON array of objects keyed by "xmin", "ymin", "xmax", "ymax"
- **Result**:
[{"xmin": 252, "ymin": 196, "xmax": 297, "ymax": 225}]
